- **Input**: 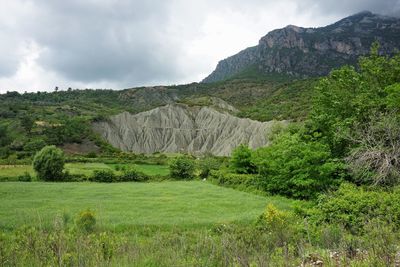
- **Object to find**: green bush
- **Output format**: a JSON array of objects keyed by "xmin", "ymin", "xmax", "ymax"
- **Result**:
[
  {"xmin": 119, "ymin": 168, "xmax": 149, "ymax": 182},
  {"xmin": 17, "ymin": 172, "xmax": 33, "ymax": 182},
  {"xmin": 85, "ymin": 152, "xmax": 97, "ymax": 158},
  {"xmin": 76, "ymin": 209, "xmax": 96, "ymax": 233},
  {"xmin": 198, "ymin": 157, "xmax": 222, "ymax": 178},
  {"xmin": 256, "ymin": 204, "xmax": 300, "ymax": 247},
  {"xmin": 91, "ymin": 170, "xmax": 116, "ymax": 183},
  {"xmin": 63, "ymin": 171, "xmax": 88, "ymax": 182},
  {"xmin": 254, "ymin": 132, "xmax": 344, "ymax": 199},
  {"xmin": 169, "ymin": 156, "xmax": 196, "ymax": 180},
  {"xmin": 311, "ymin": 183, "xmax": 400, "ymax": 234},
  {"xmin": 23, "ymin": 139, "xmax": 46, "ymax": 153},
  {"xmin": 230, "ymin": 144, "xmax": 256, "ymax": 174},
  {"xmin": 33, "ymin": 145, "xmax": 65, "ymax": 181},
  {"xmin": 209, "ymin": 170, "xmax": 260, "ymax": 191}
]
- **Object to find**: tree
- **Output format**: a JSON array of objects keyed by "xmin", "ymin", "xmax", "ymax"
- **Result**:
[
  {"xmin": 255, "ymin": 133, "xmax": 344, "ymax": 199},
  {"xmin": 169, "ymin": 156, "xmax": 196, "ymax": 180},
  {"xmin": 309, "ymin": 45, "xmax": 400, "ymax": 156},
  {"xmin": 20, "ymin": 115, "xmax": 34, "ymax": 133},
  {"xmin": 230, "ymin": 144, "xmax": 256, "ymax": 174},
  {"xmin": 0, "ymin": 125, "xmax": 11, "ymax": 147},
  {"xmin": 33, "ymin": 145, "xmax": 65, "ymax": 181}
]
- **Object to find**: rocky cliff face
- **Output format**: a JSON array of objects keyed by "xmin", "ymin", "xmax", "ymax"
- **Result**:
[
  {"xmin": 93, "ymin": 103, "xmax": 279, "ymax": 156},
  {"xmin": 203, "ymin": 11, "xmax": 400, "ymax": 82}
]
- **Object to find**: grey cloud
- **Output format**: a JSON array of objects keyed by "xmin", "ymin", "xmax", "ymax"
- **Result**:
[
  {"xmin": 0, "ymin": 0, "xmax": 397, "ymax": 89},
  {"xmin": 0, "ymin": 41, "xmax": 20, "ymax": 77},
  {"xmin": 297, "ymin": 0, "xmax": 400, "ymax": 17},
  {"xmin": 0, "ymin": 22, "xmax": 22, "ymax": 77},
  {"xmin": 26, "ymin": 0, "xmax": 186, "ymax": 85}
]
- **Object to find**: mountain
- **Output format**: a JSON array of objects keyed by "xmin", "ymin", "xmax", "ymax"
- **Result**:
[
  {"xmin": 93, "ymin": 103, "xmax": 280, "ymax": 156},
  {"xmin": 203, "ymin": 11, "xmax": 400, "ymax": 83}
]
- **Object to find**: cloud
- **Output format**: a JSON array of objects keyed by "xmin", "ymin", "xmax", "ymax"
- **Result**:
[
  {"xmin": 0, "ymin": 0, "xmax": 397, "ymax": 92},
  {"xmin": 297, "ymin": 0, "xmax": 400, "ymax": 17}
]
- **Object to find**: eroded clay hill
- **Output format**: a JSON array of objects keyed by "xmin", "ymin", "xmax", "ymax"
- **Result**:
[{"xmin": 93, "ymin": 103, "xmax": 280, "ymax": 156}]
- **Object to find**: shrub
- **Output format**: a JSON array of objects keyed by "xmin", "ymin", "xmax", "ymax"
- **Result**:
[
  {"xmin": 76, "ymin": 209, "xmax": 96, "ymax": 233},
  {"xmin": 256, "ymin": 204, "xmax": 300, "ymax": 247},
  {"xmin": 169, "ymin": 156, "xmax": 196, "ymax": 180},
  {"xmin": 255, "ymin": 132, "xmax": 344, "ymax": 199},
  {"xmin": 85, "ymin": 152, "xmax": 97, "ymax": 158},
  {"xmin": 91, "ymin": 170, "xmax": 116, "ymax": 183},
  {"xmin": 257, "ymin": 204, "xmax": 290, "ymax": 231},
  {"xmin": 23, "ymin": 139, "xmax": 46, "ymax": 153},
  {"xmin": 18, "ymin": 172, "xmax": 33, "ymax": 182},
  {"xmin": 33, "ymin": 145, "xmax": 65, "ymax": 181},
  {"xmin": 119, "ymin": 168, "xmax": 149, "ymax": 182},
  {"xmin": 209, "ymin": 170, "xmax": 261, "ymax": 191},
  {"xmin": 345, "ymin": 113, "xmax": 400, "ymax": 186},
  {"xmin": 230, "ymin": 144, "xmax": 256, "ymax": 174},
  {"xmin": 198, "ymin": 157, "xmax": 222, "ymax": 178},
  {"xmin": 63, "ymin": 171, "xmax": 88, "ymax": 182},
  {"xmin": 312, "ymin": 183, "xmax": 400, "ymax": 234}
]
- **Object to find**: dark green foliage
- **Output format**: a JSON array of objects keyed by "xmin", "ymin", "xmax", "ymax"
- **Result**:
[
  {"xmin": 33, "ymin": 145, "xmax": 65, "ymax": 181},
  {"xmin": 85, "ymin": 152, "xmax": 97, "ymax": 158},
  {"xmin": 119, "ymin": 168, "xmax": 149, "ymax": 182},
  {"xmin": 63, "ymin": 172, "xmax": 88, "ymax": 182},
  {"xmin": 23, "ymin": 139, "xmax": 46, "ymax": 153},
  {"xmin": 19, "ymin": 115, "xmax": 34, "ymax": 133},
  {"xmin": 311, "ymin": 183, "xmax": 400, "ymax": 234},
  {"xmin": 230, "ymin": 144, "xmax": 256, "ymax": 174},
  {"xmin": 91, "ymin": 170, "xmax": 116, "ymax": 183},
  {"xmin": 44, "ymin": 117, "xmax": 90, "ymax": 145},
  {"xmin": 0, "ymin": 125, "xmax": 11, "ymax": 147},
  {"xmin": 209, "ymin": 170, "xmax": 261, "ymax": 191},
  {"xmin": 198, "ymin": 156, "xmax": 223, "ymax": 178},
  {"xmin": 310, "ymin": 45, "xmax": 400, "ymax": 156},
  {"xmin": 255, "ymin": 132, "xmax": 344, "ymax": 199},
  {"xmin": 76, "ymin": 209, "xmax": 96, "ymax": 233},
  {"xmin": 169, "ymin": 156, "xmax": 196, "ymax": 180},
  {"xmin": 17, "ymin": 172, "xmax": 33, "ymax": 182},
  {"xmin": 385, "ymin": 83, "xmax": 400, "ymax": 110}
]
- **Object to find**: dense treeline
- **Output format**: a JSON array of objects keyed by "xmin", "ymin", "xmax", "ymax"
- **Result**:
[{"xmin": 225, "ymin": 44, "xmax": 400, "ymax": 199}]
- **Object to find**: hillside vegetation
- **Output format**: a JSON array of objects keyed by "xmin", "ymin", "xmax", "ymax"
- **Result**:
[
  {"xmin": 1, "ymin": 45, "xmax": 400, "ymax": 265},
  {"xmin": 0, "ymin": 71, "xmax": 311, "ymax": 161}
]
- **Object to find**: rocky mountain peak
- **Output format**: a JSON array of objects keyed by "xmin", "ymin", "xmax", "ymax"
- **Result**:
[{"xmin": 202, "ymin": 12, "xmax": 400, "ymax": 83}]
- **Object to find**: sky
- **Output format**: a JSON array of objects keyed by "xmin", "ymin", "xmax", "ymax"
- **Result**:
[{"xmin": 0, "ymin": 0, "xmax": 399, "ymax": 93}]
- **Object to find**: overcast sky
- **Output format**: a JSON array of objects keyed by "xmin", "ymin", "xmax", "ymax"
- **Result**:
[{"xmin": 0, "ymin": 0, "xmax": 399, "ymax": 93}]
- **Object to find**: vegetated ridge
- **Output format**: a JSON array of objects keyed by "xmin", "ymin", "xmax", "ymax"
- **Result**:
[{"xmin": 203, "ymin": 11, "xmax": 400, "ymax": 82}]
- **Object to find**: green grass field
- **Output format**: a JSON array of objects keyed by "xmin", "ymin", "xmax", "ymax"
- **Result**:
[
  {"xmin": 0, "ymin": 181, "xmax": 295, "ymax": 230},
  {"xmin": 0, "ymin": 162, "xmax": 169, "ymax": 179}
]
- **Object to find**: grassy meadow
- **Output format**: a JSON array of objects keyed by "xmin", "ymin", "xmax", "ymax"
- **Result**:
[{"xmin": 0, "ymin": 181, "xmax": 295, "ymax": 231}]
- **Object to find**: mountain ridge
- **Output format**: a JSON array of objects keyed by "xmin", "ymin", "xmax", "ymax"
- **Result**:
[{"xmin": 203, "ymin": 11, "xmax": 400, "ymax": 83}]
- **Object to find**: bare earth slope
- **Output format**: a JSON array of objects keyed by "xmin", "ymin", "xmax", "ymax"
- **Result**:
[{"xmin": 93, "ymin": 103, "xmax": 278, "ymax": 156}]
